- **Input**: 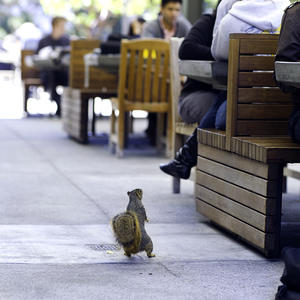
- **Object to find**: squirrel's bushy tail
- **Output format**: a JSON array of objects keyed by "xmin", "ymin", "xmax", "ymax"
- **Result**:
[{"xmin": 111, "ymin": 211, "xmax": 141, "ymax": 254}]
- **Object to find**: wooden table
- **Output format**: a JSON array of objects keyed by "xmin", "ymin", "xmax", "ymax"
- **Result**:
[
  {"xmin": 275, "ymin": 61, "xmax": 300, "ymax": 88},
  {"xmin": 178, "ymin": 60, "xmax": 228, "ymax": 90},
  {"xmin": 26, "ymin": 54, "xmax": 69, "ymax": 71},
  {"xmin": 84, "ymin": 51, "xmax": 120, "ymax": 87}
]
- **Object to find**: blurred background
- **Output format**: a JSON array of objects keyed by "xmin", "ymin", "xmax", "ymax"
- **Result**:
[{"xmin": 0, "ymin": 0, "xmax": 220, "ymax": 119}]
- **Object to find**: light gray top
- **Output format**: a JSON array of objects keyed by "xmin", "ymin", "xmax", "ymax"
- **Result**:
[{"xmin": 142, "ymin": 17, "xmax": 191, "ymax": 39}]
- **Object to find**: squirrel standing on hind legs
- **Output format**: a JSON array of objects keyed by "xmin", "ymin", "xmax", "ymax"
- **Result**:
[{"xmin": 111, "ymin": 189, "xmax": 155, "ymax": 258}]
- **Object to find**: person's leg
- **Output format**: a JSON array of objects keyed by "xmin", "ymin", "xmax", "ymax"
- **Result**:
[
  {"xmin": 160, "ymin": 128, "xmax": 197, "ymax": 179},
  {"xmin": 178, "ymin": 90, "xmax": 217, "ymax": 124},
  {"xmin": 160, "ymin": 91, "xmax": 226, "ymax": 179},
  {"xmin": 51, "ymin": 71, "xmax": 69, "ymax": 117},
  {"xmin": 215, "ymin": 99, "xmax": 227, "ymax": 130},
  {"xmin": 199, "ymin": 91, "xmax": 226, "ymax": 128}
]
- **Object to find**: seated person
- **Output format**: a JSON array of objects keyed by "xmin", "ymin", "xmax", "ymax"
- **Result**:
[
  {"xmin": 211, "ymin": 0, "xmax": 290, "ymax": 61},
  {"xmin": 128, "ymin": 17, "xmax": 146, "ymax": 38},
  {"xmin": 142, "ymin": 0, "xmax": 192, "ymax": 144},
  {"xmin": 36, "ymin": 16, "xmax": 70, "ymax": 116},
  {"xmin": 160, "ymin": 0, "xmax": 289, "ymax": 180},
  {"xmin": 142, "ymin": 0, "xmax": 191, "ymax": 40},
  {"xmin": 100, "ymin": 17, "xmax": 146, "ymax": 54},
  {"xmin": 178, "ymin": 7, "xmax": 221, "ymax": 124}
]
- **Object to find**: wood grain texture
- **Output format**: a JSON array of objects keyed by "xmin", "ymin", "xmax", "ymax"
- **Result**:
[
  {"xmin": 197, "ymin": 143, "xmax": 280, "ymax": 179},
  {"xmin": 195, "ymin": 199, "xmax": 276, "ymax": 251},
  {"xmin": 237, "ymin": 104, "xmax": 293, "ymax": 120},
  {"xmin": 226, "ymin": 38, "xmax": 240, "ymax": 150},
  {"xmin": 238, "ymin": 88, "xmax": 291, "ymax": 103},
  {"xmin": 197, "ymin": 156, "xmax": 277, "ymax": 197},
  {"xmin": 195, "ymin": 185, "xmax": 276, "ymax": 232},
  {"xmin": 239, "ymin": 56, "xmax": 275, "ymax": 71},
  {"xmin": 196, "ymin": 171, "xmax": 277, "ymax": 214}
]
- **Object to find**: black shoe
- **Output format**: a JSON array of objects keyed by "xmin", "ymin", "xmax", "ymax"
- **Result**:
[{"xmin": 160, "ymin": 159, "xmax": 191, "ymax": 179}]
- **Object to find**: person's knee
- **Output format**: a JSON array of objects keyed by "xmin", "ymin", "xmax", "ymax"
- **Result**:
[{"xmin": 179, "ymin": 91, "xmax": 217, "ymax": 124}]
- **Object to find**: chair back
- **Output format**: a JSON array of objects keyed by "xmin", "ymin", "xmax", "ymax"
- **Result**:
[
  {"xmin": 118, "ymin": 39, "xmax": 170, "ymax": 111},
  {"xmin": 226, "ymin": 33, "xmax": 293, "ymax": 150},
  {"xmin": 21, "ymin": 50, "xmax": 40, "ymax": 80},
  {"xmin": 69, "ymin": 39, "xmax": 117, "ymax": 91}
]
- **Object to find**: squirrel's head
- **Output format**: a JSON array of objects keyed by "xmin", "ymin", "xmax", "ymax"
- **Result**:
[{"xmin": 127, "ymin": 188, "xmax": 143, "ymax": 200}]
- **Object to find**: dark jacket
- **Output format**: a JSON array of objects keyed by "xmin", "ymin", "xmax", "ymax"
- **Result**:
[
  {"xmin": 36, "ymin": 34, "xmax": 70, "ymax": 53},
  {"xmin": 179, "ymin": 14, "xmax": 216, "ymax": 98}
]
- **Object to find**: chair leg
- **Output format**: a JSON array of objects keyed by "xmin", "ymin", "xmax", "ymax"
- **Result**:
[
  {"xmin": 24, "ymin": 84, "xmax": 30, "ymax": 114},
  {"xmin": 109, "ymin": 109, "xmax": 116, "ymax": 154},
  {"xmin": 91, "ymin": 98, "xmax": 96, "ymax": 136},
  {"xmin": 156, "ymin": 113, "xmax": 164, "ymax": 154},
  {"xmin": 117, "ymin": 108, "xmax": 125, "ymax": 158},
  {"xmin": 166, "ymin": 108, "xmax": 173, "ymax": 158},
  {"xmin": 172, "ymin": 177, "xmax": 180, "ymax": 194},
  {"xmin": 171, "ymin": 133, "xmax": 183, "ymax": 194}
]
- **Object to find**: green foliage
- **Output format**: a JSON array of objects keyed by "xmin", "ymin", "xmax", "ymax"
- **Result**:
[{"xmin": 40, "ymin": 0, "xmax": 161, "ymax": 18}]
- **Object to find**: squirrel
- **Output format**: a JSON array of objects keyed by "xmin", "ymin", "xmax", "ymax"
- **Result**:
[{"xmin": 111, "ymin": 188, "xmax": 155, "ymax": 258}]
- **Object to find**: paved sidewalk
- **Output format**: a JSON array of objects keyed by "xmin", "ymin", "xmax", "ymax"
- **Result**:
[{"xmin": 0, "ymin": 118, "xmax": 299, "ymax": 300}]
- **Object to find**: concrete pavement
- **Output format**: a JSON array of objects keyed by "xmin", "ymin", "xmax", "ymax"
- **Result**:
[{"xmin": 0, "ymin": 117, "xmax": 299, "ymax": 299}]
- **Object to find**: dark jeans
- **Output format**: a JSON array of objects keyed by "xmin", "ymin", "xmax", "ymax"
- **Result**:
[
  {"xmin": 199, "ymin": 91, "xmax": 227, "ymax": 130},
  {"xmin": 41, "ymin": 70, "xmax": 68, "ymax": 116}
]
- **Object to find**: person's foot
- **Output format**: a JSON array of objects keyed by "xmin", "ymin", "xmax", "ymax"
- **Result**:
[{"xmin": 159, "ymin": 159, "xmax": 191, "ymax": 179}]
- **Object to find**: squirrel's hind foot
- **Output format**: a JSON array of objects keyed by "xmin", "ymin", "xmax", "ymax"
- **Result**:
[
  {"xmin": 147, "ymin": 252, "xmax": 156, "ymax": 258},
  {"xmin": 124, "ymin": 252, "xmax": 131, "ymax": 257}
]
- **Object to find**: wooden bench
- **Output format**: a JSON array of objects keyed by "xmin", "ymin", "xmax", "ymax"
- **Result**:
[
  {"xmin": 62, "ymin": 40, "xmax": 118, "ymax": 143},
  {"xmin": 195, "ymin": 34, "xmax": 300, "ymax": 257},
  {"xmin": 21, "ymin": 50, "xmax": 42, "ymax": 114}
]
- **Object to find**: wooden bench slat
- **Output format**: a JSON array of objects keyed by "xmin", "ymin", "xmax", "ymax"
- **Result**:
[
  {"xmin": 238, "ymin": 88, "xmax": 291, "ymax": 103},
  {"xmin": 198, "ymin": 129, "xmax": 226, "ymax": 149},
  {"xmin": 195, "ymin": 199, "xmax": 276, "ymax": 253},
  {"xmin": 231, "ymin": 137, "xmax": 300, "ymax": 163},
  {"xmin": 196, "ymin": 171, "xmax": 277, "ymax": 214},
  {"xmin": 196, "ymin": 185, "xmax": 277, "ymax": 232},
  {"xmin": 197, "ymin": 156, "xmax": 277, "ymax": 197},
  {"xmin": 198, "ymin": 143, "xmax": 280, "ymax": 179},
  {"xmin": 239, "ymin": 56, "xmax": 275, "ymax": 71},
  {"xmin": 239, "ymin": 38, "xmax": 279, "ymax": 54},
  {"xmin": 236, "ymin": 120, "xmax": 288, "ymax": 136},
  {"xmin": 237, "ymin": 104, "xmax": 293, "ymax": 119},
  {"xmin": 239, "ymin": 72, "xmax": 277, "ymax": 87}
]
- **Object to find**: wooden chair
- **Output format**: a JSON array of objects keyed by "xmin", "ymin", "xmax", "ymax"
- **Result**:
[
  {"xmin": 21, "ymin": 50, "xmax": 42, "ymax": 114},
  {"xmin": 170, "ymin": 37, "xmax": 198, "ymax": 193},
  {"xmin": 62, "ymin": 39, "xmax": 118, "ymax": 143},
  {"xmin": 195, "ymin": 34, "xmax": 300, "ymax": 257},
  {"xmin": 109, "ymin": 39, "xmax": 172, "ymax": 157}
]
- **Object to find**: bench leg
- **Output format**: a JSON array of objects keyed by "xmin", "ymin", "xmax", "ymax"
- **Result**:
[
  {"xmin": 170, "ymin": 132, "xmax": 184, "ymax": 194},
  {"xmin": 61, "ymin": 88, "xmax": 89, "ymax": 143}
]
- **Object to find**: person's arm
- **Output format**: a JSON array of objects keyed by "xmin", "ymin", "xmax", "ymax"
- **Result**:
[
  {"xmin": 211, "ymin": 0, "xmax": 240, "ymax": 60},
  {"xmin": 141, "ymin": 21, "xmax": 159, "ymax": 38},
  {"xmin": 212, "ymin": 0, "xmax": 240, "ymax": 39},
  {"xmin": 179, "ymin": 15, "xmax": 215, "ymax": 60}
]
